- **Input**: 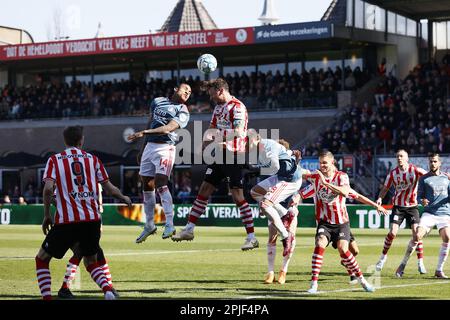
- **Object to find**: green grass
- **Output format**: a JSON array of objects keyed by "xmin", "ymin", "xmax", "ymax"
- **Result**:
[{"xmin": 1, "ymin": 225, "xmax": 450, "ymax": 300}]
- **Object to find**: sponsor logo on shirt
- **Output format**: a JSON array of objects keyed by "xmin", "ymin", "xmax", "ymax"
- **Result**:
[
  {"xmin": 178, "ymin": 113, "xmax": 188, "ymax": 123},
  {"xmin": 317, "ymin": 187, "xmax": 338, "ymax": 203},
  {"xmin": 70, "ymin": 190, "xmax": 96, "ymax": 199},
  {"xmin": 395, "ymin": 181, "xmax": 410, "ymax": 191}
]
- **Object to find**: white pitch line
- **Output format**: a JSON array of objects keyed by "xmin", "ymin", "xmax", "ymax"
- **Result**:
[
  {"xmin": 107, "ymin": 248, "xmax": 239, "ymax": 256},
  {"xmin": 0, "ymin": 243, "xmax": 406, "ymax": 261},
  {"xmin": 0, "ymin": 248, "xmax": 242, "ymax": 260}
]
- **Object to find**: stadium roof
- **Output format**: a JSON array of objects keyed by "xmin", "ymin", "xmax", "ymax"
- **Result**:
[
  {"xmin": 364, "ymin": 0, "xmax": 450, "ymax": 21},
  {"xmin": 0, "ymin": 152, "xmax": 45, "ymax": 167},
  {"xmin": 159, "ymin": 0, "xmax": 218, "ymax": 32},
  {"xmin": 321, "ymin": 0, "xmax": 347, "ymax": 25}
]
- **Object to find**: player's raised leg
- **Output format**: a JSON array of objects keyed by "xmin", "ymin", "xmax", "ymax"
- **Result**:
[
  {"xmin": 376, "ymin": 223, "xmax": 399, "ymax": 271},
  {"xmin": 308, "ymin": 243, "xmax": 325, "ymax": 294},
  {"xmin": 435, "ymin": 226, "xmax": 450, "ymax": 278},
  {"xmin": 35, "ymin": 251, "xmax": 52, "ymax": 300},
  {"xmin": 278, "ymin": 209, "xmax": 298, "ymax": 284},
  {"xmin": 261, "ymin": 200, "xmax": 293, "ymax": 255},
  {"xmin": 338, "ymin": 240, "xmax": 374, "ymax": 292},
  {"xmin": 58, "ymin": 255, "xmax": 80, "ymax": 299}
]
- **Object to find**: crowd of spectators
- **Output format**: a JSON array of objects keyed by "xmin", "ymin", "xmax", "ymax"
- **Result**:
[
  {"xmin": 0, "ymin": 65, "xmax": 369, "ymax": 121},
  {"xmin": 1, "ymin": 177, "xmax": 37, "ymax": 205},
  {"xmin": 5, "ymin": 61, "xmax": 449, "ymax": 203},
  {"xmin": 303, "ymin": 60, "xmax": 450, "ymax": 167}
]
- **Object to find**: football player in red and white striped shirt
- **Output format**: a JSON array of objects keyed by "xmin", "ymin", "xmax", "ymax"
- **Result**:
[
  {"xmin": 299, "ymin": 183, "xmax": 362, "ymax": 285},
  {"xmin": 173, "ymin": 78, "xmax": 258, "ymax": 250},
  {"xmin": 57, "ymin": 186, "xmax": 119, "ymax": 299},
  {"xmin": 35, "ymin": 126, "xmax": 131, "ymax": 300},
  {"xmin": 304, "ymin": 151, "xmax": 387, "ymax": 293},
  {"xmin": 375, "ymin": 149, "xmax": 428, "ymax": 275}
]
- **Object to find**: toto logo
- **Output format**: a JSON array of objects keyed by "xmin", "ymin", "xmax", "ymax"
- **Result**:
[{"xmin": 235, "ymin": 29, "xmax": 247, "ymax": 43}]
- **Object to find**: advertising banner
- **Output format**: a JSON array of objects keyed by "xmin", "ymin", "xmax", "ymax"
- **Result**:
[
  {"xmin": 254, "ymin": 21, "xmax": 332, "ymax": 43},
  {"xmin": 0, "ymin": 203, "xmax": 412, "ymax": 229},
  {"xmin": 0, "ymin": 27, "xmax": 253, "ymax": 61}
]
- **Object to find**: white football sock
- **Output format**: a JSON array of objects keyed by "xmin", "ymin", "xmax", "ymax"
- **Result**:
[
  {"xmin": 437, "ymin": 242, "xmax": 449, "ymax": 272},
  {"xmin": 281, "ymin": 238, "xmax": 296, "ymax": 272},
  {"xmin": 267, "ymin": 243, "xmax": 276, "ymax": 273},
  {"xmin": 143, "ymin": 191, "xmax": 156, "ymax": 228},
  {"xmin": 401, "ymin": 240, "xmax": 418, "ymax": 265},
  {"xmin": 157, "ymin": 186, "xmax": 174, "ymax": 226}
]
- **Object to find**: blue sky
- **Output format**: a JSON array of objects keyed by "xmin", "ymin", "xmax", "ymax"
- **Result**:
[{"xmin": 0, "ymin": 0, "xmax": 332, "ymax": 42}]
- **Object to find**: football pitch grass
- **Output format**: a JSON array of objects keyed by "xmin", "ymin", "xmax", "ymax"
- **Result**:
[{"xmin": 1, "ymin": 225, "xmax": 450, "ymax": 300}]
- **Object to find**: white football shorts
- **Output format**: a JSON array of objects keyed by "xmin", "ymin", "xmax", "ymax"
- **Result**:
[
  {"xmin": 261, "ymin": 175, "xmax": 302, "ymax": 205},
  {"xmin": 139, "ymin": 142, "xmax": 176, "ymax": 177},
  {"xmin": 419, "ymin": 212, "xmax": 450, "ymax": 233}
]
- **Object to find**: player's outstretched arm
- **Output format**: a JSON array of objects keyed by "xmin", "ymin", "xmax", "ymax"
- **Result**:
[
  {"xmin": 100, "ymin": 181, "xmax": 132, "ymax": 208},
  {"xmin": 351, "ymin": 189, "xmax": 388, "ymax": 215},
  {"xmin": 128, "ymin": 120, "xmax": 180, "ymax": 142},
  {"xmin": 376, "ymin": 185, "xmax": 389, "ymax": 206},
  {"xmin": 377, "ymin": 172, "xmax": 394, "ymax": 205},
  {"xmin": 315, "ymin": 170, "xmax": 350, "ymax": 197}
]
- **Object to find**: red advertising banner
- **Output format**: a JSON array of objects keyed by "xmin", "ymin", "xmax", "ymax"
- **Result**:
[{"xmin": 0, "ymin": 27, "xmax": 253, "ymax": 61}]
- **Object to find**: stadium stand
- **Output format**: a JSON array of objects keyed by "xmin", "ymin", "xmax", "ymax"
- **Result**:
[
  {"xmin": 0, "ymin": 66, "xmax": 369, "ymax": 120},
  {"xmin": 304, "ymin": 60, "xmax": 450, "ymax": 160}
]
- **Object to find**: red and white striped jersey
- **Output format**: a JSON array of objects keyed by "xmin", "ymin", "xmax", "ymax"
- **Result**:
[
  {"xmin": 210, "ymin": 97, "xmax": 248, "ymax": 153},
  {"xmin": 383, "ymin": 163, "xmax": 427, "ymax": 207},
  {"xmin": 299, "ymin": 183, "xmax": 315, "ymax": 199},
  {"xmin": 306, "ymin": 171, "xmax": 351, "ymax": 225},
  {"xmin": 43, "ymin": 147, "xmax": 109, "ymax": 225}
]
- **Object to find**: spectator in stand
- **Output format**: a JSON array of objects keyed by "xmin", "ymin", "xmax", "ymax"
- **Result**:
[
  {"xmin": 378, "ymin": 58, "xmax": 387, "ymax": 77},
  {"xmin": 2, "ymin": 195, "xmax": 11, "ymax": 204},
  {"xmin": 18, "ymin": 196, "xmax": 27, "ymax": 205},
  {"xmin": 344, "ymin": 71, "xmax": 356, "ymax": 90},
  {"xmin": 374, "ymin": 81, "xmax": 388, "ymax": 108},
  {"xmin": 176, "ymin": 186, "xmax": 192, "ymax": 204},
  {"xmin": 23, "ymin": 184, "xmax": 35, "ymax": 203},
  {"xmin": 12, "ymin": 185, "xmax": 20, "ymax": 199},
  {"xmin": 406, "ymin": 132, "xmax": 418, "ymax": 148}
]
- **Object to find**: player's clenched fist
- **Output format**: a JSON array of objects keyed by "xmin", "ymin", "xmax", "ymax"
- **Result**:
[{"xmin": 127, "ymin": 131, "xmax": 145, "ymax": 141}]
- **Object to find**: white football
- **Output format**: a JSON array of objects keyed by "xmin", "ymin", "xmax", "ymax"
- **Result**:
[{"xmin": 197, "ymin": 54, "xmax": 217, "ymax": 74}]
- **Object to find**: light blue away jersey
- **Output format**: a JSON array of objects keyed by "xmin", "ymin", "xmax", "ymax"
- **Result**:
[
  {"xmin": 145, "ymin": 97, "xmax": 190, "ymax": 145},
  {"xmin": 285, "ymin": 162, "xmax": 303, "ymax": 184},
  {"xmin": 258, "ymin": 138, "xmax": 302, "ymax": 183},
  {"xmin": 258, "ymin": 139, "xmax": 292, "ymax": 175},
  {"xmin": 417, "ymin": 172, "xmax": 450, "ymax": 216}
]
